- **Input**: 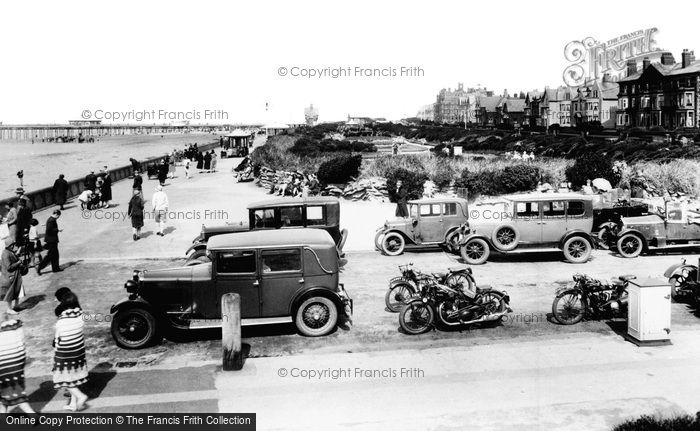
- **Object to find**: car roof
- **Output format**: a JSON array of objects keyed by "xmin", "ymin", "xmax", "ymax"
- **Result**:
[
  {"xmin": 247, "ymin": 196, "xmax": 339, "ymax": 209},
  {"xmin": 408, "ymin": 198, "xmax": 468, "ymax": 205},
  {"xmin": 207, "ymin": 229, "xmax": 336, "ymax": 250},
  {"xmin": 503, "ymin": 193, "xmax": 594, "ymax": 202}
]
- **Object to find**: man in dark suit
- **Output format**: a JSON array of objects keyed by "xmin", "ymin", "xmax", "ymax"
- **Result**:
[
  {"xmin": 52, "ymin": 174, "xmax": 69, "ymax": 210},
  {"xmin": 15, "ymin": 199, "xmax": 32, "ymax": 245},
  {"xmin": 38, "ymin": 210, "xmax": 62, "ymax": 275},
  {"xmin": 84, "ymin": 171, "xmax": 97, "ymax": 192}
]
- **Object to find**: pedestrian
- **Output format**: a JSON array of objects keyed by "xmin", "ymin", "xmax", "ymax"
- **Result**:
[
  {"xmin": 27, "ymin": 219, "xmax": 42, "ymax": 271},
  {"xmin": 16, "ymin": 171, "xmax": 23, "ymax": 188},
  {"xmin": 204, "ymin": 151, "xmax": 212, "ymax": 172},
  {"xmin": 127, "ymin": 190, "xmax": 145, "ymax": 241},
  {"xmin": 77, "ymin": 190, "xmax": 93, "ymax": 210},
  {"xmin": 15, "ymin": 200, "xmax": 32, "ymax": 246},
  {"xmin": 1, "ymin": 243, "xmax": 25, "ymax": 314},
  {"xmin": 3, "ymin": 203, "xmax": 17, "ymax": 247},
  {"xmin": 52, "ymin": 288, "xmax": 89, "ymax": 411},
  {"xmin": 196, "ymin": 151, "xmax": 204, "ymax": 172},
  {"xmin": 394, "ymin": 180, "xmax": 409, "ymax": 218},
  {"xmin": 0, "ymin": 302, "xmax": 36, "ymax": 415},
  {"xmin": 184, "ymin": 160, "xmax": 191, "ymax": 179},
  {"xmin": 151, "ymin": 185, "xmax": 169, "ymax": 237},
  {"xmin": 157, "ymin": 160, "xmax": 168, "ymax": 187},
  {"xmin": 52, "ymin": 174, "xmax": 69, "ymax": 210},
  {"xmin": 210, "ymin": 152, "xmax": 218, "ymax": 172},
  {"xmin": 84, "ymin": 171, "xmax": 96, "ymax": 192},
  {"xmin": 38, "ymin": 210, "xmax": 62, "ymax": 275},
  {"xmin": 99, "ymin": 167, "xmax": 112, "ymax": 208},
  {"xmin": 14, "ymin": 189, "xmax": 31, "ymax": 211},
  {"xmin": 132, "ymin": 170, "xmax": 143, "ymax": 191}
]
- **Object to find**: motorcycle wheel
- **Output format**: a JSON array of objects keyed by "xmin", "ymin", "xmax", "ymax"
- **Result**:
[
  {"xmin": 399, "ymin": 300, "xmax": 433, "ymax": 335},
  {"xmin": 552, "ymin": 290, "xmax": 586, "ymax": 325},
  {"xmin": 446, "ymin": 273, "xmax": 475, "ymax": 297},
  {"xmin": 476, "ymin": 290, "xmax": 507, "ymax": 324},
  {"xmin": 385, "ymin": 282, "xmax": 416, "ymax": 313}
]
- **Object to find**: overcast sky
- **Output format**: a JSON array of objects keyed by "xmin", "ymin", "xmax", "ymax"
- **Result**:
[{"xmin": 1, "ymin": 0, "xmax": 698, "ymax": 125}]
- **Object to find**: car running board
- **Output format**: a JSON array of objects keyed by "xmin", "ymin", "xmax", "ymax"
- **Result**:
[
  {"xmin": 648, "ymin": 243, "xmax": 700, "ymax": 250},
  {"xmin": 187, "ymin": 316, "xmax": 293, "ymax": 329}
]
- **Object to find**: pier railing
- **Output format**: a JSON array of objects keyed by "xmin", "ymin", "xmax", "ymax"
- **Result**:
[{"xmin": 0, "ymin": 141, "xmax": 219, "ymax": 218}]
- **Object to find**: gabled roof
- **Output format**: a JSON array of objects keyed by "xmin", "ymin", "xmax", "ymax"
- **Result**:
[
  {"xmin": 618, "ymin": 59, "xmax": 700, "ymax": 82},
  {"xmin": 502, "ymin": 98, "xmax": 526, "ymax": 113},
  {"xmin": 477, "ymin": 96, "xmax": 504, "ymax": 112}
]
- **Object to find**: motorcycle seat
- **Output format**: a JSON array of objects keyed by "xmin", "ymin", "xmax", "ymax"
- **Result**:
[
  {"xmin": 432, "ymin": 272, "xmax": 447, "ymax": 280},
  {"xmin": 617, "ymin": 274, "xmax": 637, "ymax": 282},
  {"xmin": 448, "ymin": 265, "xmax": 469, "ymax": 273}
]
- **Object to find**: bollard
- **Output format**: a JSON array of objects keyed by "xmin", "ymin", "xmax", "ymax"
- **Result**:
[{"xmin": 222, "ymin": 293, "xmax": 243, "ymax": 371}]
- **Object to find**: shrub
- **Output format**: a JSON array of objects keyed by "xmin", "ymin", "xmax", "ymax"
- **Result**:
[
  {"xmin": 316, "ymin": 154, "xmax": 363, "ymax": 185},
  {"xmin": 611, "ymin": 414, "xmax": 699, "ymax": 431},
  {"xmin": 428, "ymin": 158, "xmax": 458, "ymax": 191},
  {"xmin": 454, "ymin": 164, "xmax": 540, "ymax": 197},
  {"xmin": 362, "ymin": 154, "xmax": 426, "ymax": 178},
  {"xmin": 290, "ymin": 137, "xmax": 376, "ymax": 156},
  {"xmin": 386, "ymin": 167, "xmax": 428, "ymax": 202},
  {"xmin": 565, "ymin": 152, "xmax": 620, "ymax": 189}
]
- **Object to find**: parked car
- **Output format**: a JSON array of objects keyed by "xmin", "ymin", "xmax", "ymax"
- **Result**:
[
  {"xmin": 111, "ymin": 229, "xmax": 353, "ymax": 349},
  {"xmin": 459, "ymin": 194, "xmax": 595, "ymax": 264},
  {"xmin": 602, "ymin": 200, "xmax": 700, "ymax": 258},
  {"xmin": 186, "ymin": 197, "xmax": 348, "ymax": 264},
  {"xmin": 593, "ymin": 199, "xmax": 649, "ymax": 246},
  {"xmin": 375, "ymin": 198, "xmax": 469, "ymax": 256}
]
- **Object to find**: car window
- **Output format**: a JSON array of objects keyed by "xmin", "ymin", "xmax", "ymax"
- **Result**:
[
  {"xmin": 420, "ymin": 204, "xmax": 440, "ymax": 217},
  {"xmin": 253, "ymin": 209, "xmax": 276, "ymax": 228},
  {"xmin": 306, "ymin": 206, "xmax": 325, "ymax": 226},
  {"xmin": 261, "ymin": 249, "xmax": 301, "ymax": 273},
  {"xmin": 280, "ymin": 206, "xmax": 304, "ymax": 227},
  {"xmin": 567, "ymin": 201, "xmax": 585, "ymax": 217},
  {"xmin": 217, "ymin": 250, "xmax": 256, "ymax": 274},
  {"xmin": 516, "ymin": 202, "xmax": 539, "ymax": 219},
  {"xmin": 443, "ymin": 203, "xmax": 458, "ymax": 216},
  {"xmin": 543, "ymin": 201, "xmax": 565, "ymax": 218}
]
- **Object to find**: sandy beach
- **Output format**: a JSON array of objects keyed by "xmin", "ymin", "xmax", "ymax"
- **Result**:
[{"xmin": 0, "ymin": 133, "xmax": 219, "ymax": 196}]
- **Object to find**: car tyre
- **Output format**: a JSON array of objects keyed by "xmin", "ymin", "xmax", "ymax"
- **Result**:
[
  {"xmin": 562, "ymin": 236, "xmax": 592, "ymax": 263},
  {"xmin": 382, "ymin": 232, "xmax": 406, "ymax": 256},
  {"xmin": 616, "ymin": 233, "xmax": 644, "ymax": 258},
  {"xmin": 111, "ymin": 308, "xmax": 161, "ymax": 349},
  {"xmin": 374, "ymin": 231, "xmax": 385, "ymax": 251},
  {"xmin": 295, "ymin": 296, "xmax": 338, "ymax": 337},
  {"xmin": 460, "ymin": 238, "xmax": 490, "ymax": 265},
  {"xmin": 491, "ymin": 225, "xmax": 519, "ymax": 251}
]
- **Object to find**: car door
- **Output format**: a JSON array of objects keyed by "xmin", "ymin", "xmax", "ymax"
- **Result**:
[
  {"xmin": 417, "ymin": 203, "xmax": 444, "ymax": 243},
  {"xmin": 442, "ymin": 202, "xmax": 462, "ymax": 233},
  {"xmin": 260, "ymin": 248, "xmax": 303, "ymax": 317},
  {"xmin": 214, "ymin": 250, "xmax": 261, "ymax": 319},
  {"xmin": 565, "ymin": 200, "xmax": 589, "ymax": 232},
  {"xmin": 541, "ymin": 201, "xmax": 566, "ymax": 243},
  {"xmin": 514, "ymin": 201, "xmax": 541, "ymax": 243},
  {"xmin": 665, "ymin": 203, "xmax": 699, "ymax": 240}
]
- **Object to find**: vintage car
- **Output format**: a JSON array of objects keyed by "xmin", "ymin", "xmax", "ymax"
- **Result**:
[
  {"xmin": 186, "ymin": 197, "xmax": 348, "ymax": 263},
  {"xmin": 111, "ymin": 229, "xmax": 353, "ymax": 349},
  {"xmin": 459, "ymin": 194, "xmax": 595, "ymax": 264},
  {"xmin": 602, "ymin": 200, "xmax": 700, "ymax": 258},
  {"xmin": 375, "ymin": 198, "xmax": 469, "ymax": 256}
]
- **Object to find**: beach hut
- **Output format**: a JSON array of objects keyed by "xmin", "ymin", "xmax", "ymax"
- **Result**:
[{"xmin": 263, "ymin": 123, "xmax": 290, "ymax": 136}]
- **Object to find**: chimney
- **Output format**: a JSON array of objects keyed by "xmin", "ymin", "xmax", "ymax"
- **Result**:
[
  {"xmin": 626, "ymin": 60, "xmax": 637, "ymax": 77},
  {"xmin": 661, "ymin": 52, "xmax": 675, "ymax": 66},
  {"xmin": 682, "ymin": 49, "xmax": 696, "ymax": 68},
  {"xmin": 642, "ymin": 57, "xmax": 651, "ymax": 70}
]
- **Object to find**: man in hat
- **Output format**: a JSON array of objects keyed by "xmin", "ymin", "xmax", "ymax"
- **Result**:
[
  {"xmin": 52, "ymin": 174, "xmax": 69, "ymax": 210},
  {"xmin": 84, "ymin": 171, "xmax": 97, "ymax": 192},
  {"xmin": 99, "ymin": 166, "xmax": 112, "ymax": 208},
  {"xmin": 14, "ymin": 188, "xmax": 31, "ymax": 211},
  {"xmin": 15, "ymin": 200, "xmax": 32, "ymax": 246},
  {"xmin": 38, "ymin": 210, "xmax": 62, "ymax": 274}
]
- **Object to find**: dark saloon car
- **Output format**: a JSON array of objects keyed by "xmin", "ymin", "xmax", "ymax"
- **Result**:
[
  {"xmin": 186, "ymin": 197, "xmax": 347, "ymax": 263},
  {"xmin": 111, "ymin": 229, "xmax": 353, "ymax": 349}
]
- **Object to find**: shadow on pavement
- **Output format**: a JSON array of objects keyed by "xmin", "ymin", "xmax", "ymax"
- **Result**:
[
  {"xmin": 17, "ymin": 294, "xmax": 46, "ymax": 311},
  {"xmin": 27, "ymin": 362, "xmax": 117, "ymax": 411}
]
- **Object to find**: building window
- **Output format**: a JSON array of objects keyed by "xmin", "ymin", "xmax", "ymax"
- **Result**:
[
  {"xmin": 688, "ymin": 112, "xmax": 694, "ymax": 127},
  {"xmin": 685, "ymin": 92, "xmax": 694, "ymax": 107}
]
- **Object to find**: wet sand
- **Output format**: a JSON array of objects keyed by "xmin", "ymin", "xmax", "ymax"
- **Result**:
[{"xmin": 0, "ymin": 133, "xmax": 219, "ymax": 195}]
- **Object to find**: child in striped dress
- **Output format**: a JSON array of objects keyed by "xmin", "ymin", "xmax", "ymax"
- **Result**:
[
  {"xmin": 0, "ymin": 302, "xmax": 35, "ymax": 414},
  {"xmin": 53, "ymin": 288, "xmax": 88, "ymax": 411}
]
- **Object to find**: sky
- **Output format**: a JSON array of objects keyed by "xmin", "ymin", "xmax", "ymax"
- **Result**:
[{"xmin": 1, "ymin": 0, "xmax": 699, "ymax": 125}]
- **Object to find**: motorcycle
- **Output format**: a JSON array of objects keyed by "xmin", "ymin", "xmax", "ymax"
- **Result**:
[
  {"xmin": 398, "ymin": 274, "xmax": 511, "ymax": 335},
  {"xmin": 551, "ymin": 274, "xmax": 631, "ymax": 325},
  {"xmin": 384, "ymin": 263, "xmax": 475, "ymax": 313},
  {"xmin": 664, "ymin": 259, "xmax": 700, "ymax": 304}
]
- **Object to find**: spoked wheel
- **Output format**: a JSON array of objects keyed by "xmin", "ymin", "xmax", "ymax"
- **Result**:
[
  {"xmin": 111, "ymin": 308, "xmax": 161, "ymax": 349},
  {"xmin": 476, "ymin": 290, "xmax": 506, "ymax": 323},
  {"xmin": 382, "ymin": 232, "xmax": 406, "ymax": 256},
  {"xmin": 295, "ymin": 297, "xmax": 338, "ymax": 337},
  {"xmin": 445, "ymin": 230, "xmax": 463, "ymax": 254},
  {"xmin": 460, "ymin": 238, "xmax": 490, "ymax": 265},
  {"xmin": 552, "ymin": 290, "xmax": 586, "ymax": 325},
  {"xmin": 445, "ymin": 273, "xmax": 475, "ymax": 297},
  {"xmin": 385, "ymin": 282, "xmax": 416, "ymax": 313},
  {"xmin": 399, "ymin": 300, "xmax": 434, "ymax": 335},
  {"xmin": 617, "ymin": 233, "xmax": 644, "ymax": 258},
  {"xmin": 563, "ymin": 236, "xmax": 592, "ymax": 263},
  {"xmin": 492, "ymin": 225, "xmax": 519, "ymax": 251}
]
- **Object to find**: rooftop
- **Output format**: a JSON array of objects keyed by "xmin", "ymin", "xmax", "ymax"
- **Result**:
[
  {"xmin": 207, "ymin": 228, "xmax": 335, "ymax": 250},
  {"xmin": 248, "ymin": 196, "xmax": 339, "ymax": 209}
]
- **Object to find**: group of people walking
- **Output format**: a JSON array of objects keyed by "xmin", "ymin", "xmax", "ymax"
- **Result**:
[{"xmin": 0, "ymin": 287, "xmax": 90, "ymax": 413}]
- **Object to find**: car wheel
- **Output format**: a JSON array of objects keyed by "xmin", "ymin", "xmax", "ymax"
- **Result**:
[
  {"xmin": 295, "ymin": 296, "xmax": 338, "ymax": 337},
  {"xmin": 616, "ymin": 233, "xmax": 644, "ymax": 258},
  {"xmin": 111, "ymin": 308, "xmax": 161, "ymax": 349},
  {"xmin": 491, "ymin": 225, "xmax": 519, "ymax": 251},
  {"xmin": 374, "ymin": 231, "xmax": 385, "ymax": 251},
  {"xmin": 460, "ymin": 238, "xmax": 490, "ymax": 265},
  {"xmin": 562, "ymin": 236, "xmax": 592, "ymax": 263},
  {"xmin": 445, "ymin": 229, "xmax": 463, "ymax": 254},
  {"xmin": 382, "ymin": 232, "xmax": 406, "ymax": 256}
]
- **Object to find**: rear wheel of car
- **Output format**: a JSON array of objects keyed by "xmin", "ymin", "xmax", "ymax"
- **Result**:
[
  {"xmin": 445, "ymin": 229, "xmax": 463, "ymax": 254},
  {"xmin": 111, "ymin": 308, "xmax": 161, "ymax": 349},
  {"xmin": 460, "ymin": 238, "xmax": 490, "ymax": 265},
  {"xmin": 491, "ymin": 225, "xmax": 519, "ymax": 251},
  {"xmin": 617, "ymin": 233, "xmax": 644, "ymax": 258},
  {"xmin": 382, "ymin": 232, "xmax": 406, "ymax": 256},
  {"xmin": 295, "ymin": 296, "xmax": 338, "ymax": 337},
  {"xmin": 562, "ymin": 236, "xmax": 592, "ymax": 263}
]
